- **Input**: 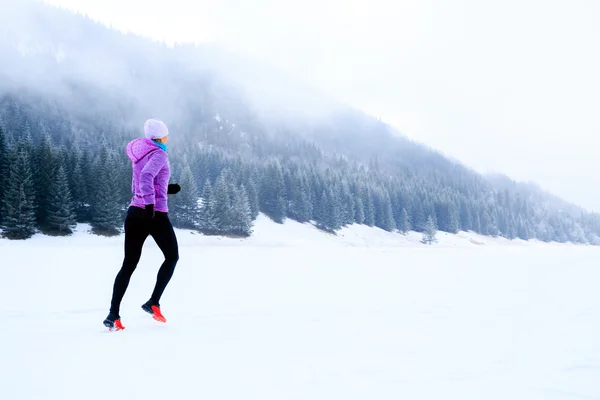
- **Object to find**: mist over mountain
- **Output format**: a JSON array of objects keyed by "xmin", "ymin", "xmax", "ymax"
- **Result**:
[{"xmin": 1, "ymin": 0, "xmax": 598, "ymax": 244}]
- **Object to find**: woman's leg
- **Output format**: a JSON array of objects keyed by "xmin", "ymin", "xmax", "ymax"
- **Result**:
[
  {"xmin": 109, "ymin": 209, "xmax": 150, "ymax": 317},
  {"xmin": 147, "ymin": 212, "xmax": 179, "ymax": 306}
]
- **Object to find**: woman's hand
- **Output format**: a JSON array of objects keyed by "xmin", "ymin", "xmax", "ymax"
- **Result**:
[{"xmin": 168, "ymin": 184, "xmax": 181, "ymax": 194}]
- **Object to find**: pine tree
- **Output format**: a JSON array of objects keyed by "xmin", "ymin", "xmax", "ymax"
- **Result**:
[
  {"xmin": 69, "ymin": 154, "xmax": 90, "ymax": 221},
  {"xmin": 296, "ymin": 172, "xmax": 313, "ymax": 222},
  {"xmin": 459, "ymin": 198, "xmax": 473, "ymax": 231},
  {"xmin": 424, "ymin": 198, "xmax": 437, "ymax": 229},
  {"xmin": 2, "ymin": 148, "xmax": 37, "ymax": 239},
  {"xmin": 447, "ymin": 201, "xmax": 460, "ymax": 233},
  {"xmin": 79, "ymin": 148, "xmax": 94, "ymax": 215},
  {"xmin": 473, "ymin": 209, "xmax": 482, "ymax": 234},
  {"xmin": 18, "ymin": 121, "xmax": 33, "ymax": 152},
  {"xmin": 288, "ymin": 170, "xmax": 313, "ymax": 223},
  {"xmin": 329, "ymin": 185, "xmax": 343, "ymax": 231},
  {"xmin": 354, "ymin": 194, "xmax": 365, "ymax": 225},
  {"xmin": 488, "ymin": 208, "xmax": 500, "ymax": 237},
  {"xmin": 116, "ymin": 149, "xmax": 133, "ymax": 206},
  {"xmin": 46, "ymin": 165, "xmax": 77, "ymax": 235},
  {"xmin": 497, "ymin": 207, "xmax": 508, "ymax": 237},
  {"xmin": 411, "ymin": 196, "xmax": 426, "ymax": 232},
  {"xmin": 316, "ymin": 187, "xmax": 342, "ymax": 232},
  {"xmin": 507, "ymin": 216, "xmax": 518, "ymax": 239},
  {"xmin": 34, "ymin": 131, "xmax": 57, "ymax": 229},
  {"xmin": 198, "ymin": 179, "xmax": 218, "ymax": 234},
  {"xmin": 246, "ymin": 176, "xmax": 260, "ymax": 220},
  {"xmin": 398, "ymin": 208, "xmax": 411, "ymax": 234},
  {"xmin": 283, "ymin": 167, "xmax": 295, "ymax": 212},
  {"xmin": 376, "ymin": 190, "xmax": 396, "ymax": 232},
  {"xmin": 363, "ymin": 185, "xmax": 375, "ymax": 226},
  {"xmin": 212, "ymin": 170, "xmax": 233, "ymax": 234},
  {"xmin": 170, "ymin": 165, "xmax": 199, "ymax": 229},
  {"xmin": 315, "ymin": 189, "xmax": 328, "ymax": 230},
  {"xmin": 229, "ymin": 184, "xmax": 253, "ymax": 237},
  {"xmin": 260, "ymin": 160, "xmax": 286, "ymax": 223},
  {"xmin": 0, "ymin": 124, "xmax": 7, "ymax": 225},
  {"xmin": 421, "ymin": 215, "xmax": 437, "ymax": 244},
  {"xmin": 480, "ymin": 209, "xmax": 492, "ymax": 236},
  {"xmin": 90, "ymin": 147, "xmax": 122, "ymax": 235},
  {"xmin": 339, "ymin": 181, "xmax": 355, "ymax": 226}
]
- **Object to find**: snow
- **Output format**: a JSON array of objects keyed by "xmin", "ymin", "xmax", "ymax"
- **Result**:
[{"xmin": 1, "ymin": 214, "xmax": 600, "ymax": 399}]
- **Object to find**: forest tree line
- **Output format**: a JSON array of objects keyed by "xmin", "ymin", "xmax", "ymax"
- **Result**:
[{"xmin": 1, "ymin": 103, "xmax": 599, "ymax": 245}]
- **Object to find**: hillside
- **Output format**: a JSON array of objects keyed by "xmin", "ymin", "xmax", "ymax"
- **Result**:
[{"xmin": 0, "ymin": 0, "xmax": 599, "ymax": 244}]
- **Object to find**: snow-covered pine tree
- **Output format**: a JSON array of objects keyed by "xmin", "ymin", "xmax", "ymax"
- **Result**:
[
  {"xmin": 212, "ymin": 169, "xmax": 233, "ymax": 234},
  {"xmin": 197, "ymin": 179, "xmax": 218, "ymax": 234},
  {"xmin": 90, "ymin": 146, "xmax": 122, "ymax": 235},
  {"xmin": 339, "ymin": 180, "xmax": 355, "ymax": 226},
  {"xmin": 445, "ymin": 199, "xmax": 460, "ymax": 233},
  {"xmin": 116, "ymin": 147, "xmax": 133, "ymax": 207},
  {"xmin": 473, "ymin": 209, "xmax": 482, "ymax": 234},
  {"xmin": 0, "ymin": 124, "xmax": 7, "ymax": 225},
  {"xmin": 18, "ymin": 121, "xmax": 33, "ymax": 152},
  {"xmin": 246, "ymin": 176, "xmax": 260, "ymax": 220},
  {"xmin": 421, "ymin": 214, "xmax": 438, "ymax": 245},
  {"xmin": 316, "ymin": 186, "xmax": 342, "ymax": 232},
  {"xmin": 496, "ymin": 207, "xmax": 508, "ymax": 237},
  {"xmin": 398, "ymin": 208, "xmax": 411, "ymax": 234},
  {"xmin": 376, "ymin": 189, "xmax": 396, "ymax": 232},
  {"xmin": 296, "ymin": 171, "xmax": 313, "ymax": 222},
  {"xmin": 46, "ymin": 165, "xmax": 76, "ymax": 235},
  {"xmin": 423, "ymin": 197, "xmax": 437, "ymax": 229},
  {"xmin": 260, "ymin": 160, "xmax": 286, "ymax": 223},
  {"xmin": 79, "ymin": 148, "xmax": 94, "ymax": 214},
  {"xmin": 480, "ymin": 209, "xmax": 492, "ymax": 236},
  {"xmin": 171, "ymin": 164, "xmax": 199, "ymax": 229},
  {"xmin": 307, "ymin": 169, "xmax": 321, "ymax": 218},
  {"xmin": 354, "ymin": 193, "xmax": 365, "ymax": 225},
  {"xmin": 68, "ymin": 152, "xmax": 90, "ymax": 222},
  {"xmin": 2, "ymin": 147, "xmax": 37, "ymax": 239},
  {"xmin": 568, "ymin": 221, "xmax": 587, "ymax": 244},
  {"xmin": 34, "ymin": 131, "xmax": 58, "ymax": 229},
  {"xmin": 229, "ymin": 184, "xmax": 253, "ymax": 237},
  {"xmin": 488, "ymin": 208, "xmax": 500, "ymax": 237},
  {"xmin": 459, "ymin": 198, "xmax": 473, "ymax": 231},
  {"xmin": 363, "ymin": 185, "xmax": 375, "ymax": 226},
  {"xmin": 328, "ymin": 184, "xmax": 342, "ymax": 231},
  {"xmin": 411, "ymin": 196, "xmax": 426, "ymax": 232},
  {"xmin": 315, "ymin": 189, "xmax": 328, "ymax": 231},
  {"xmin": 287, "ymin": 170, "xmax": 312, "ymax": 223},
  {"xmin": 507, "ymin": 216, "xmax": 518, "ymax": 239},
  {"xmin": 283, "ymin": 167, "xmax": 295, "ymax": 212}
]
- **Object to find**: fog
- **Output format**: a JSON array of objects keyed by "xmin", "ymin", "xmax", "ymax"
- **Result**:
[
  {"xmin": 4, "ymin": 0, "xmax": 600, "ymax": 211},
  {"xmin": 0, "ymin": 0, "xmax": 348, "ymax": 134}
]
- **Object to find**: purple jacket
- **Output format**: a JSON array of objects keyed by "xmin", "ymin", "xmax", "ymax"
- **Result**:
[{"xmin": 126, "ymin": 138, "xmax": 171, "ymax": 212}]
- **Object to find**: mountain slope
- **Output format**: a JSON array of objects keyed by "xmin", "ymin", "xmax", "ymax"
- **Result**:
[{"xmin": 0, "ymin": 0, "xmax": 598, "ymax": 244}]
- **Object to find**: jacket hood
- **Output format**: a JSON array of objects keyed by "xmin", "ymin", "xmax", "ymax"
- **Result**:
[{"xmin": 126, "ymin": 138, "xmax": 160, "ymax": 163}]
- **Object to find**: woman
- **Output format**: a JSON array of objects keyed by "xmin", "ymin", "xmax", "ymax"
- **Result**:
[{"xmin": 103, "ymin": 118, "xmax": 181, "ymax": 331}]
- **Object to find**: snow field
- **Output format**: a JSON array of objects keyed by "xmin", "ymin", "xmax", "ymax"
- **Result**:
[{"xmin": 1, "ymin": 215, "xmax": 599, "ymax": 399}]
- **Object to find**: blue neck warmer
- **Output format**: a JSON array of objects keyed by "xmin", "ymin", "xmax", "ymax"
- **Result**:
[{"xmin": 153, "ymin": 140, "xmax": 168, "ymax": 152}]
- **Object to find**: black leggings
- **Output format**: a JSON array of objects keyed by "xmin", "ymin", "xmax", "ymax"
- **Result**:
[{"xmin": 110, "ymin": 206, "xmax": 179, "ymax": 316}]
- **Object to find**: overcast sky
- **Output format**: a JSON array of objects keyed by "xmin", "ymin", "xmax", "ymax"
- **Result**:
[{"xmin": 42, "ymin": 0, "xmax": 600, "ymax": 211}]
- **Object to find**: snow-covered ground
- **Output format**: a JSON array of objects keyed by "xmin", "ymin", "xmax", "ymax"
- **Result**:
[
  {"xmin": 1, "ymin": 215, "xmax": 599, "ymax": 399},
  {"xmin": 0, "ymin": 213, "xmax": 586, "ymax": 249}
]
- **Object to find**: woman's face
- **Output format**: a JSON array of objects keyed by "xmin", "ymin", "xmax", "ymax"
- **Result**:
[{"xmin": 158, "ymin": 135, "xmax": 169, "ymax": 144}]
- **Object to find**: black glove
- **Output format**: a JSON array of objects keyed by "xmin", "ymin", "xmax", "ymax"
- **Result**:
[
  {"xmin": 145, "ymin": 204, "xmax": 155, "ymax": 219},
  {"xmin": 168, "ymin": 184, "xmax": 181, "ymax": 195}
]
